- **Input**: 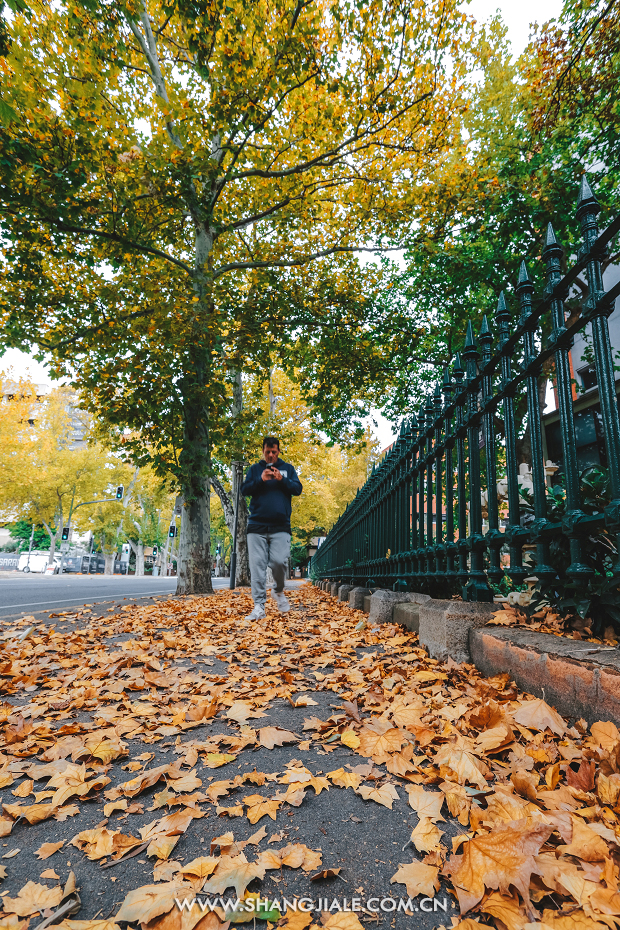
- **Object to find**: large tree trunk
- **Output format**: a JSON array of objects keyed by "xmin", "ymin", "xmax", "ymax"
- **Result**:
[
  {"xmin": 211, "ymin": 474, "xmax": 250, "ymax": 586},
  {"xmin": 176, "ymin": 402, "xmax": 213, "ymax": 595},
  {"xmin": 40, "ymin": 519, "xmax": 57, "ymax": 565},
  {"xmin": 103, "ymin": 548, "xmax": 115, "ymax": 575},
  {"xmin": 177, "ymin": 491, "xmax": 212, "ymax": 594},
  {"xmin": 135, "ymin": 541, "xmax": 144, "ymax": 576},
  {"xmin": 233, "ymin": 478, "xmax": 250, "ymax": 587},
  {"xmin": 39, "ymin": 504, "xmax": 61, "ymax": 566}
]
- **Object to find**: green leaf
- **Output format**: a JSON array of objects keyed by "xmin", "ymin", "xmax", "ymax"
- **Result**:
[{"xmin": 0, "ymin": 99, "xmax": 18, "ymax": 124}]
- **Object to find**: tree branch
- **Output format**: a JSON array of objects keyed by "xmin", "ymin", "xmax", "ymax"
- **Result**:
[
  {"xmin": 221, "ymin": 197, "xmax": 293, "ymax": 233},
  {"xmin": 51, "ymin": 220, "xmax": 193, "ymax": 274},
  {"xmin": 210, "ymin": 475, "xmax": 234, "ymax": 533},
  {"xmin": 212, "ymin": 244, "xmax": 405, "ymax": 280}
]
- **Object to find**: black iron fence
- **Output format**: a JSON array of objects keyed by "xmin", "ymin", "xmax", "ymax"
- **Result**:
[{"xmin": 311, "ymin": 177, "xmax": 620, "ymax": 601}]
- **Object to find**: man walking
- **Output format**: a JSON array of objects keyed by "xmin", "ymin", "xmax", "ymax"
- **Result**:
[{"xmin": 241, "ymin": 437, "xmax": 302, "ymax": 620}]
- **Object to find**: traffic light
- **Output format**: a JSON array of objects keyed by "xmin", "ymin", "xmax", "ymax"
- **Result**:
[
  {"xmin": 216, "ymin": 544, "xmax": 221, "ymax": 556},
  {"xmin": 116, "ymin": 485, "xmax": 124, "ymax": 500},
  {"xmin": 152, "ymin": 545, "xmax": 158, "ymax": 557},
  {"xmin": 168, "ymin": 525, "xmax": 177, "ymax": 538},
  {"xmin": 61, "ymin": 526, "xmax": 70, "ymax": 541}
]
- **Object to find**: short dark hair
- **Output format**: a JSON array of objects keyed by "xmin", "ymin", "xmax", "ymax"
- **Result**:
[{"xmin": 263, "ymin": 436, "xmax": 280, "ymax": 450}]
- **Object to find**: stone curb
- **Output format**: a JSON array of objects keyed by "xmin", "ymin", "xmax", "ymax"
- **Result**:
[
  {"xmin": 317, "ymin": 579, "xmax": 620, "ymax": 726},
  {"xmin": 419, "ymin": 599, "xmax": 496, "ymax": 665},
  {"xmin": 470, "ymin": 626, "xmax": 620, "ymax": 727},
  {"xmin": 348, "ymin": 587, "xmax": 370, "ymax": 610},
  {"xmin": 369, "ymin": 590, "xmax": 431, "ymax": 626}
]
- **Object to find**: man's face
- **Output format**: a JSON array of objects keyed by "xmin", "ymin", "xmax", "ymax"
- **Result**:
[{"xmin": 263, "ymin": 444, "xmax": 279, "ymax": 464}]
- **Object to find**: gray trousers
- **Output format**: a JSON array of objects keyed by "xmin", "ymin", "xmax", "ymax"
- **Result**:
[{"xmin": 247, "ymin": 530, "xmax": 291, "ymax": 606}]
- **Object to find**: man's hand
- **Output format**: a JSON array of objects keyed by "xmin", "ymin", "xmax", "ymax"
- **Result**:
[{"xmin": 271, "ymin": 467, "xmax": 283, "ymax": 481}]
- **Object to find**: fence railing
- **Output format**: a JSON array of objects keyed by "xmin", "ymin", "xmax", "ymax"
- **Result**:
[{"xmin": 311, "ymin": 177, "xmax": 620, "ymax": 600}]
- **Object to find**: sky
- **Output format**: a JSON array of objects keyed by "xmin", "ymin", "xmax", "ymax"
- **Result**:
[{"xmin": 2, "ymin": 0, "xmax": 564, "ymax": 450}]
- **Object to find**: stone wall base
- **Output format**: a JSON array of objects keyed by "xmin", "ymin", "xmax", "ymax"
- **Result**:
[
  {"xmin": 418, "ymin": 599, "xmax": 497, "ymax": 664},
  {"xmin": 368, "ymin": 590, "xmax": 431, "ymax": 626},
  {"xmin": 393, "ymin": 603, "xmax": 422, "ymax": 634},
  {"xmin": 348, "ymin": 587, "xmax": 370, "ymax": 610}
]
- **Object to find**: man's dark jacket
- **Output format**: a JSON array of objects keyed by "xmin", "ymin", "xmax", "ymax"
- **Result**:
[{"xmin": 240, "ymin": 458, "xmax": 302, "ymax": 535}]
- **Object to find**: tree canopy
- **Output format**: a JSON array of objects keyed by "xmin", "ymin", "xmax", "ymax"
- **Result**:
[
  {"xmin": 0, "ymin": 0, "xmax": 475, "ymax": 592},
  {"xmin": 374, "ymin": 2, "xmax": 620, "ymax": 420}
]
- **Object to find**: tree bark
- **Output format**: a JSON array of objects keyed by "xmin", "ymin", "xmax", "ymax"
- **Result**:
[
  {"xmin": 211, "ymin": 474, "xmax": 250, "ymax": 586},
  {"xmin": 127, "ymin": 538, "xmax": 144, "ymax": 576},
  {"xmin": 41, "ymin": 521, "xmax": 57, "ymax": 564},
  {"xmin": 176, "ymin": 402, "xmax": 213, "ymax": 595},
  {"xmin": 232, "ymin": 477, "xmax": 250, "ymax": 587},
  {"xmin": 103, "ymin": 549, "xmax": 115, "ymax": 575},
  {"xmin": 177, "ymin": 491, "xmax": 212, "ymax": 594},
  {"xmin": 38, "ymin": 511, "xmax": 60, "ymax": 566}
]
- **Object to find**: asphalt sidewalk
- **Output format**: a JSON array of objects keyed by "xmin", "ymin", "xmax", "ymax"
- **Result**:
[{"xmin": 0, "ymin": 585, "xmax": 615, "ymax": 930}]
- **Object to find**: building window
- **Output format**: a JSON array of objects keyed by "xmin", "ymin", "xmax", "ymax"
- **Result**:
[{"xmin": 577, "ymin": 365, "xmax": 598, "ymax": 390}]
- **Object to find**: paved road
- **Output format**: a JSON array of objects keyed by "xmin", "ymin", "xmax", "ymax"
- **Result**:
[{"xmin": 0, "ymin": 573, "xmax": 233, "ymax": 620}]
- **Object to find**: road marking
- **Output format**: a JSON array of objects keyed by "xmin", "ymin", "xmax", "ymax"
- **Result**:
[{"xmin": 0, "ymin": 592, "xmax": 176, "ymax": 611}]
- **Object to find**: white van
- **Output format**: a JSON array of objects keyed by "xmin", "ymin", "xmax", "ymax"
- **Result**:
[{"xmin": 18, "ymin": 552, "xmax": 60, "ymax": 574}]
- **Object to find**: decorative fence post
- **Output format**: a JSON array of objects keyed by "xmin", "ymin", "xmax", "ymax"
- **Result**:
[
  {"xmin": 463, "ymin": 322, "xmax": 492, "ymax": 601},
  {"xmin": 443, "ymin": 367, "xmax": 457, "ymax": 583},
  {"xmin": 479, "ymin": 316, "xmax": 503, "ymax": 584},
  {"xmin": 543, "ymin": 223, "xmax": 592, "ymax": 583}
]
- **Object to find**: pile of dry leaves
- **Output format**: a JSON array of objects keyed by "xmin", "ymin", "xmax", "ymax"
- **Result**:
[
  {"xmin": 0, "ymin": 585, "xmax": 618, "ymax": 930},
  {"xmin": 488, "ymin": 604, "xmax": 619, "ymax": 645}
]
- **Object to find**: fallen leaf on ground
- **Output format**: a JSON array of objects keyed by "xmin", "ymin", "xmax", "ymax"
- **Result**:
[
  {"xmin": 35, "ymin": 841, "xmax": 64, "ymax": 860},
  {"xmin": 3, "ymin": 880, "xmax": 63, "ymax": 916},
  {"xmin": 258, "ymin": 728, "xmax": 297, "ymax": 750},
  {"xmin": 390, "ymin": 861, "xmax": 439, "ymax": 898},
  {"xmin": 356, "ymin": 783, "xmax": 399, "ymax": 809},
  {"xmin": 511, "ymin": 699, "xmax": 566, "ymax": 736},
  {"xmin": 443, "ymin": 820, "xmax": 553, "ymax": 913},
  {"xmin": 202, "ymin": 856, "xmax": 266, "ymax": 897}
]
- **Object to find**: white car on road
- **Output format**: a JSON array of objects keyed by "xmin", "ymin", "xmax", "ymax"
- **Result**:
[{"xmin": 18, "ymin": 552, "xmax": 61, "ymax": 574}]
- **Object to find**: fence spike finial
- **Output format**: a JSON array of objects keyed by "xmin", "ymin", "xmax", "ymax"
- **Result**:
[
  {"xmin": 433, "ymin": 382, "xmax": 442, "ymax": 417},
  {"xmin": 578, "ymin": 173, "xmax": 598, "ymax": 209},
  {"xmin": 464, "ymin": 319, "xmax": 476, "ymax": 349},
  {"xmin": 517, "ymin": 260, "xmax": 532, "ymax": 285},
  {"xmin": 545, "ymin": 222, "xmax": 559, "ymax": 249},
  {"xmin": 479, "ymin": 315, "xmax": 493, "ymax": 363},
  {"xmin": 452, "ymin": 351, "xmax": 464, "ymax": 377},
  {"xmin": 543, "ymin": 223, "xmax": 563, "ymax": 266}
]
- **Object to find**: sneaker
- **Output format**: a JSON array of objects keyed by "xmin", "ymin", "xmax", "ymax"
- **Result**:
[
  {"xmin": 245, "ymin": 604, "xmax": 266, "ymax": 620},
  {"xmin": 272, "ymin": 589, "xmax": 290, "ymax": 613}
]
